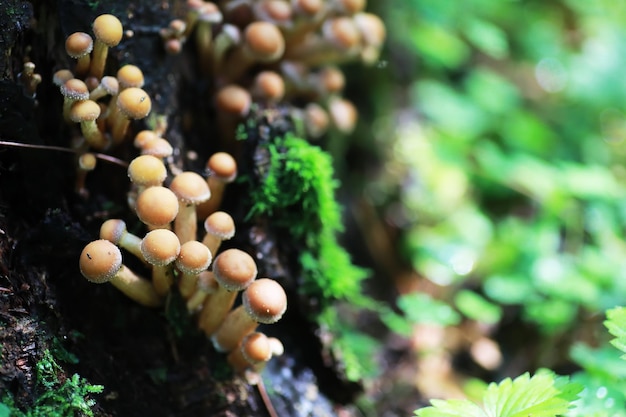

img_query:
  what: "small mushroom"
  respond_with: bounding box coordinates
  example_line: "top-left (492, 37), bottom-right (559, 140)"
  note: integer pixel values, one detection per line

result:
top-left (176, 240), bottom-right (212, 298)
top-left (201, 211), bottom-right (235, 256)
top-left (65, 32), bottom-right (93, 77)
top-left (141, 229), bottom-right (181, 296)
top-left (90, 14), bottom-right (124, 79)
top-left (135, 186), bottom-right (179, 230)
top-left (99, 219), bottom-right (144, 261)
top-left (79, 239), bottom-right (161, 307)
top-left (197, 152), bottom-right (237, 218)
top-left (170, 171), bottom-right (212, 244)
top-left (198, 248), bottom-right (257, 336)
top-left (112, 87), bottom-right (152, 144)
top-left (212, 278), bottom-right (287, 352)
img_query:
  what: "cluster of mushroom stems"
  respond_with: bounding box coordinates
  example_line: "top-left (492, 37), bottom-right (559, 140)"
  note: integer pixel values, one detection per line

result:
top-left (79, 149), bottom-right (287, 379)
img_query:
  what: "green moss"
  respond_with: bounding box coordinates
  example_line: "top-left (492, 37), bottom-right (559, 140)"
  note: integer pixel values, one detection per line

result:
top-left (0, 349), bottom-right (103, 417)
top-left (247, 133), bottom-right (367, 303)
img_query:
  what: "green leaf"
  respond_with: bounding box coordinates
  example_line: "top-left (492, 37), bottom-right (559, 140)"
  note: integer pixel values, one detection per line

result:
top-left (454, 290), bottom-right (502, 324)
top-left (605, 306), bottom-right (626, 358)
top-left (416, 371), bottom-right (582, 417)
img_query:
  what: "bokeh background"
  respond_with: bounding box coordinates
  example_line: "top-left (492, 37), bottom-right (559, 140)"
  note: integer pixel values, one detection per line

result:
top-left (338, 1), bottom-right (626, 415)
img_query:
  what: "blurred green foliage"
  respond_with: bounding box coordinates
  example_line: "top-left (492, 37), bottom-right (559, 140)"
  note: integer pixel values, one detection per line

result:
top-left (372, 0), bottom-right (626, 333)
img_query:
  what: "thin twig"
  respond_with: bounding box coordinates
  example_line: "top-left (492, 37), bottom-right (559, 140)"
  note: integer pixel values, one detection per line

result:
top-left (0, 140), bottom-right (129, 168)
top-left (257, 378), bottom-right (278, 417)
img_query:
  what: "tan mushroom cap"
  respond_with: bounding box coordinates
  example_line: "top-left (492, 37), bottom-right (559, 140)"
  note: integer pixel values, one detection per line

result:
top-left (133, 130), bottom-right (159, 149)
top-left (213, 249), bottom-right (257, 291)
top-left (69, 100), bottom-right (101, 122)
top-left (176, 240), bottom-right (212, 274)
top-left (204, 211), bottom-right (236, 240)
top-left (78, 153), bottom-right (97, 171)
top-left (53, 69), bottom-right (74, 87)
top-left (170, 171), bottom-right (211, 205)
top-left (141, 138), bottom-right (173, 159)
top-left (252, 71), bottom-right (285, 102)
top-left (241, 332), bottom-right (272, 363)
top-left (255, 0), bottom-right (293, 25)
top-left (117, 87), bottom-right (152, 120)
top-left (323, 17), bottom-right (361, 50)
top-left (61, 79), bottom-right (90, 100)
top-left (141, 229), bottom-right (181, 266)
top-left (92, 14), bottom-right (124, 47)
top-left (317, 66), bottom-right (345, 94)
top-left (207, 152), bottom-right (237, 181)
top-left (216, 85), bottom-right (251, 116)
top-left (79, 239), bottom-right (123, 284)
top-left (244, 21), bottom-right (285, 62)
top-left (128, 155), bottom-right (167, 187)
top-left (328, 96), bottom-right (358, 133)
top-left (65, 32), bottom-right (93, 58)
top-left (136, 186), bottom-right (179, 227)
top-left (117, 64), bottom-right (145, 89)
top-left (100, 219), bottom-right (128, 244)
top-left (293, 0), bottom-right (324, 16)
top-left (242, 278), bottom-right (287, 324)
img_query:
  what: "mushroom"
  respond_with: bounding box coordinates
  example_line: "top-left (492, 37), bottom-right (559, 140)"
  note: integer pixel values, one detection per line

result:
top-left (141, 138), bottom-right (174, 160)
top-left (89, 76), bottom-right (119, 101)
top-left (302, 102), bottom-right (329, 139)
top-left (61, 79), bottom-right (89, 122)
top-left (135, 186), bottom-right (179, 230)
top-left (112, 87), bottom-right (152, 144)
top-left (215, 84), bottom-right (251, 145)
top-left (198, 248), bottom-right (257, 336)
top-left (211, 23), bottom-right (241, 74)
top-left (69, 100), bottom-right (109, 150)
top-left (193, 2), bottom-right (223, 73)
top-left (222, 21), bottom-right (285, 81)
top-left (90, 14), bottom-right (124, 79)
top-left (127, 155), bottom-right (168, 198)
top-left (251, 70), bottom-right (285, 103)
top-left (176, 240), bottom-right (212, 298)
top-left (201, 211), bottom-right (235, 256)
top-left (65, 32), bottom-right (93, 77)
top-left (212, 278), bottom-right (287, 352)
top-left (227, 331), bottom-right (272, 374)
top-left (170, 171), bottom-right (212, 244)
top-left (75, 153), bottom-right (97, 197)
top-left (328, 96), bottom-right (358, 134)
top-left (140, 229), bottom-right (181, 296)
top-left (79, 239), bottom-right (161, 307)
top-left (99, 219), bottom-right (144, 261)
top-left (197, 152), bottom-right (237, 218)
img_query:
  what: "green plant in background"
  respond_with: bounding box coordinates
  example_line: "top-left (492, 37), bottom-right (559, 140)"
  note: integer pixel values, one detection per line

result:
top-left (0, 348), bottom-right (103, 417)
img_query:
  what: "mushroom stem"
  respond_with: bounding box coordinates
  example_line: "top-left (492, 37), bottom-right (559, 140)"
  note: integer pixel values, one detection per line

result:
top-left (111, 265), bottom-right (163, 307)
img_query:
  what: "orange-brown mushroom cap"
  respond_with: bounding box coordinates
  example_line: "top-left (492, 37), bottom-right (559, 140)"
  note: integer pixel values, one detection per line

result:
top-left (141, 229), bottom-right (181, 266)
top-left (136, 186), bottom-right (179, 228)
top-left (79, 239), bottom-right (122, 284)
top-left (212, 248), bottom-right (257, 291)
top-left (242, 278), bottom-right (287, 324)
top-left (92, 14), bottom-right (124, 47)
top-left (170, 171), bottom-right (212, 205)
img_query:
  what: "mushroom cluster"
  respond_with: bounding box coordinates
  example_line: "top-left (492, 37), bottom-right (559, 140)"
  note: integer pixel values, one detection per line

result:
top-left (69, 0), bottom-right (384, 382)
top-left (79, 148), bottom-right (286, 378)
top-left (161, 0), bottom-right (385, 141)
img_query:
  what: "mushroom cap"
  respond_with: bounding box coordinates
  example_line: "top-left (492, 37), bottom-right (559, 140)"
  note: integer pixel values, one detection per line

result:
top-left (92, 14), bottom-right (124, 47)
top-left (98, 76), bottom-right (119, 95)
top-left (53, 69), bottom-right (74, 87)
top-left (334, 0), bottom-right (366, 14)
top-left (136, 186), bottom-right (179, 227)
top-left (170, 171), bottom-right (211, 205)
top-left (212, 248), bottom-right (257, 291)
top-left (207, 152), bottom-right (237, 182)
top-left (133, 130), bottom-right (159, 149)
top-left (241, 332), bottom-right (272, 363)
top-left (141, 229), bottom-right (181, 266)
top-left (127, 155), bottom-right (167, 187)
top-left (61, 79), bottom-right (90, 100)
top-left (323, 17), bottom-right (361, 50)
top-left (65, 32), bottom-right (94, 58)
top-left (204, 211), bottom-right (236, 240)
top-left (317, 66), bottom-right (345, 95)
top-left (328, 97), bottom-right (358, 133)
top-left (243, 21), bottom-right (285, 62)
top-left (216, 85), bottom-right (251, 116)
top-left (254, 0), bottom-right (293, 25)
top-left (117, 87), bottom-right (152, 120)
top-left (242, 278), bottom-right (287, 324)
top-left (69, 100), bottom-right (101, 123)
top-left (198, 2), bottom-right (223, 23)
top-left (117, 64), bottom-right (145, 89)
top-left (252, 71), bottom-right (285, 102)
top-left (141, 138), bottom-right (173, 159)
top-left (78, 153), bottom-right (97, 171)
top-left (293, 0), bottom-right (324, 16)
top-left (354, 12), bottom-right (385, 48)
top-left (99, 219), bottom-right (128, 244)
top-left (79, 239), bottom-right (122, 283)
top-left (303, 102), bottom-right (329, 139)
top-left (176, 240), bottom-right (212, 275)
